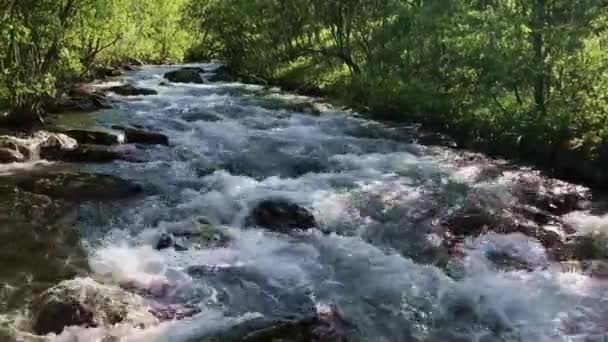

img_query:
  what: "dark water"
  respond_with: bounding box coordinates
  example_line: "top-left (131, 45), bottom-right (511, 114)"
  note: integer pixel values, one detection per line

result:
top-left (1, 65), bottom-right (607, 341)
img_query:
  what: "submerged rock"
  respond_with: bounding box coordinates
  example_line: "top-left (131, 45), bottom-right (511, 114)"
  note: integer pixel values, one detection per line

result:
top-left (185, 218), bottom-right (234, 249)
top-left (147, 304), bottom-right (201, 321)
top-left (31, 277), bottom-right (157, 335)
top-left (554, 234), bottom-right (608, 261)
top-left (93, 66), bottom-right (122, 78)
top-left (182, 110), bottom-right (223, 122)
top-left (507, 172), bottom-right (591, 215)
top-left (208, 304), bottom-right (350, 342)
top-left (154, 233), bottom-right (189, 251)
top-left (557, 260), bottom-right (608, 279)
top-left (120, 64), bottom-right (138, 71)
top-left (41, 145), bottom-right (124, 163)
top-left (443, 208), bottom-right (504, 237)
top-left (47, 87), bottom-right (111, 113)
top-left (59, 129), bottom-right (123, 146)
top-left (108, 84), bottom-right (157, 96)
top-left (0, 147), bottom-right (24, 163)
top-left (158, 218), bottom-right (234, 251)
top-left (155, 233), bottom-right (177, 251)
top-left (207, 65), bottom-right (237, 83)
top-left (0, 187), bottom-right (89, 317)
top-left (163, 67), bottom-right (204, 84)
top-left (441, 204), bottom-right (565, 253)
top-left (17, 172), bottom-right (142, 201)
top-left (247, 199), bottom-right (317, 233)
top-left (112, 126), bottom-right (169, 146)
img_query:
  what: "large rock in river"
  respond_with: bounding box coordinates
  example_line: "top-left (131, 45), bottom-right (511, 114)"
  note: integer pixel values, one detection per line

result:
top-left (108, 84), bottom-right (157, 96)
top-left (157, 217), bottom-right (235, 251)
top-left (207, 65), bottom-right (237, 83)
top-left (17, 172), bottom-right (142, 201)
top-left (59, 129), bottom-right (123, 146)
top-left (0, 147), bottom-right (25, 163)
top-left (248, 199), bottom-right (317, 233)
top-left (46, 87), bottom-right (111, 113)
top-left (31, 277), bottom-right (157, 335)
top-left (163, 67), bottom-right (205, 84)
top-left (0, 131), bottom-right (78, 162)
top-left (112, 126), bottom-right (169, 146)
top-left (207, 304), bottom-right (350, 342)
top-left (41, 144), bottom-right (124, 163)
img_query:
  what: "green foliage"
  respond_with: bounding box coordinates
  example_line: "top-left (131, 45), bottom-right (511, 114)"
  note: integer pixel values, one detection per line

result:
top-left (0, 0), bottom-right (192, 120)
top-left (186, 0), bottom-right (608, 160)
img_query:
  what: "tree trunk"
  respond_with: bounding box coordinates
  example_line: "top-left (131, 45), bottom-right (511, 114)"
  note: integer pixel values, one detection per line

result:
top-left (532, 0), bottom-right (547, 116)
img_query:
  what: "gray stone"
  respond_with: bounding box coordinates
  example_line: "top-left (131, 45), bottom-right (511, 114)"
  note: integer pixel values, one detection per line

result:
top-left (17, 172), bottom-right (143, 201)
top-left (32, 278), bottom-right (157, 335)
top-left (164, 68), bottom-right (204, 84)
top-left (248, 199), bottom-right (317, 233)
top-left (108, 84), bottom-right (157, 96)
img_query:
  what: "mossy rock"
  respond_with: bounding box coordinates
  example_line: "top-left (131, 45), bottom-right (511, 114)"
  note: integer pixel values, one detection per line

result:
top-left (555, 234), bottom-right (608, 261)
top-left (17, 172), bottom-right (142, 201)
top-left (164, 217), bottom-right (235, 251)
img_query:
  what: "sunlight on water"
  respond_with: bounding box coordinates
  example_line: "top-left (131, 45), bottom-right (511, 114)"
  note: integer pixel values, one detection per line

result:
top-left (2, 65), bottom-right (606, 342)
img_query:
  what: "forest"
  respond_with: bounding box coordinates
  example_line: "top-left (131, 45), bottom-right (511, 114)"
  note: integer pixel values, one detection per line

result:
top-left (1, 0), bottom-right (608, 182)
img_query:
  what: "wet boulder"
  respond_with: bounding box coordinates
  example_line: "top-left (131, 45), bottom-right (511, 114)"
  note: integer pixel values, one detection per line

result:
top-left (182, 110), bottom-right (223, 122)
top-left (46, 87), bottom-right (112, 113)
top-left (558, 260), bottom-right (608, 279)
top-left (59, 129), bottom-right (123, 146)
top-left (93, 66), bottom-right (122, 78)
top-left (441, 205), bottom-right (564, 250)
top-left (554, 234), bottom-right (608, 261)
top-left (507, 172), bottom-right (591, 215)
top-left (181, 217), bottom-right (234, 248)
top-left (41, 145), bottom-right (124, 163)
top-left (0, 147), bottom-right (24, 163)
top-left (0, 131), bottom-right (78, 162)
top-left (248, 199), bottom-right (317, 233)
top-left (443, 208), bottom-right (505, 237)
top-left (0, 137), bottom-right (31, 160)
top-left (208, 305), bottom-right (350, 342)
top-left (120, 64), bottom-right (138, 71)
top-left (126, 58), bottom-right (144, 67)
top-left (108, 84), bottom-right (157, 96)
top-left (207, 65), bottom-right (237, 83)
top-left (155, 233), bottom-right (177, 251)
top-left (31, 278), bottom-right (157, 335)
top-left (158, 217), bottom-right (234, 251)
top-left (17, 172), bottom-right (143, 201)
top-left (112, 126), bottom-right (169, 146)
top-left (148, 304), bottom-right (201, 321)
top-left (163, 67), bottom-right (204, 84)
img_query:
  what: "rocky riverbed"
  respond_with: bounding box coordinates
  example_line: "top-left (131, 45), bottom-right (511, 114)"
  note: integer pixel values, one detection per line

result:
top-left (0, 64), bottom-right (606, 341)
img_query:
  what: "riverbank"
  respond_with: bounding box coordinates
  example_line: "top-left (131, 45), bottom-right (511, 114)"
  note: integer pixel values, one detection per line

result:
top-left (233, 70), bottom-right (608, 191)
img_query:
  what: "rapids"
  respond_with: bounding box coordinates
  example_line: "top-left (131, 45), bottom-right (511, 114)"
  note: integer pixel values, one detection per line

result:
top-left (1, 64), bottom-right (607, 341)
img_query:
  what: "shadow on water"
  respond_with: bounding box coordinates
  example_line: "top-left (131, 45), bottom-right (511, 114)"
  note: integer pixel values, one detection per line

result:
top-left (0, 182), bottom-right (88, 313)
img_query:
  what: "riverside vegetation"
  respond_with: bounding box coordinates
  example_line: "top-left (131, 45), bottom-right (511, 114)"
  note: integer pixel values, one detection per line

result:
top-left (2, 0), bottom-right (608, 185)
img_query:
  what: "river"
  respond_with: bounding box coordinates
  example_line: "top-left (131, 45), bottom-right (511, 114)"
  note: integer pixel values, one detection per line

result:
top-left (1, 64), bottom-right (607, 341)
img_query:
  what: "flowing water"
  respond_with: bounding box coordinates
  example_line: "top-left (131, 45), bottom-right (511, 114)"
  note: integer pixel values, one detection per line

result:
top-left (1, 65), bottom-right (608, 341)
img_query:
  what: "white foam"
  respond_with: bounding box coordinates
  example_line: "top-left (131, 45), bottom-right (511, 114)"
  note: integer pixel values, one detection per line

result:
top-left (89, 245), bottom-right (191, 296)
top-left (563, 211), bottom-right (608, 235)
top-left (463, 232), bottom-right (550, 268)
top-left (49, 310), bottom-right (261, 342)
